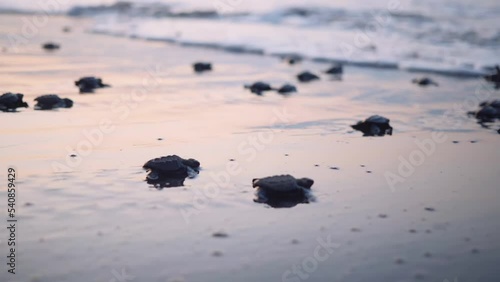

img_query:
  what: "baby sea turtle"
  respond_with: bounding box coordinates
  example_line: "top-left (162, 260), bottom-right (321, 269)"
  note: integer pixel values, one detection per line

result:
top-left (75, 77), bottom-right (110, 93)
top-left (253, 175), bottom-right (314, 208)
top-left (484, 65), bottom-right (500, 89)
top-left (468, 100), bottom-right (500, 123)
top-left (34, 95), bottom-right (73, 110)
top-left (297, 71), bottom-right (320, 83)
top-left (277, 84), bottom-right (297, 94)
top-left (0, 93), bottom-right (29, 112)
top-left (42, 42), bottom-right (60, 51)
top-left (244, 81), bottom-right (273, 95)
top-left (351, 115), bottom-right (393, 136)
top-left (143, 155), bottom-right (200, 187)
top-left (193, 62), bottom-right (212, 73)
top-left (412, 77), bottom-right (438, 87)
top-left (324, 64), bottom-right (343, 75)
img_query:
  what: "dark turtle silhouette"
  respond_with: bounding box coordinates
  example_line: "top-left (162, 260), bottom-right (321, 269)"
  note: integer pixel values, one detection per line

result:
top-left (75, 77), bottom-right (110, 93)
top-left (412, 77), bottom-right (438, 87)
top-left (143, 155), bottom-right (200, 187)
top-left (42, 42), bottom-right (60, 51)
top-left (277, 84), bottom-right (297, 94)
top-left (34, 95), bottom-right (73, 110)
top-left (324, 64), bottom-right (343, 75)
top-left (351, 115), bottom-right (393, 136)
top-left (244, 82), bottom-right (273, 95)
top-left (467, 100), bottom-right (500, 123)
top-left (253, 175), bottom-right (314, 208)
top-left (484, 66), bottom-right (500, 89)
top-left (193, 62), bottom-right (212, 73)
top-left (297, 71), bottom-right (320, 82)
top-left (0, 93), bottom-right (29, 112)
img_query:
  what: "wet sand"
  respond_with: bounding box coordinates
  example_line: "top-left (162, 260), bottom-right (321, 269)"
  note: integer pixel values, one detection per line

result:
top-left (1, 14), bottom-right (500, 282)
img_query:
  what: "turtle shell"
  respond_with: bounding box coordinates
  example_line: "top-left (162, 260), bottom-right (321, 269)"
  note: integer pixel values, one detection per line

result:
top-left (0, 93), bottom-right (28, 111)
top-left (476, 106), bottom-right (499, 120)
top-left (278, 84), bottom-right (297, 94)
top-left (143, 155), bottom-right (187, 174)
top-left (365, 115), bottom-right (390, 124)
top-left (34, 95), bottom-right (64, 109)
top-left (253, 175), bottom-right (306, 192)
top-left (297, 71), bottom-right (320, 82)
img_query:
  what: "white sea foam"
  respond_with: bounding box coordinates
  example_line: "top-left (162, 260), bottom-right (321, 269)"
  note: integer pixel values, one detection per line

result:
top-left (1, 0), bottom-right (498, 76)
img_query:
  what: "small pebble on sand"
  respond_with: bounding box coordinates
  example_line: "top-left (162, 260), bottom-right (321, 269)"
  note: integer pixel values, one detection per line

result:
top-left (395, 258), bottom-right (405, 265)
top-left (424, 207), bottom-right (436, 212)
top-left (378, 214), bottom-right (388, 218)
top-left (212, 232), bottom-right (229, 238)
top-left (212, 251), bottom-right (224, 257)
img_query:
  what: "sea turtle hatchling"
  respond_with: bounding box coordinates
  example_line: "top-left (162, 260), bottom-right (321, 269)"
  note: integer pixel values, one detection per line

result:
top-left (252, 174), bottom-right (314, 208)
top-left (252, 175), bottom-right (314, 207)
top-left (412, 77), bottom-right (438, 87)
top-left (42, 42), bottom-right (60, 51)
top-left (297, 71), bottom-right (320, 83)
top-left (467, 100), bottom-right (500, 123)
top-left (351, 115), bottom-right (393, 136)
top-left (244, 82), bottom-right (273, 95)
top-left (0, 92), bottom-right (29, 112)
top-left (143, 155), bottom-right (200, 182)
top-left (253, 175), bottom-right (313, 193)
top-left (193, 62), bottom-right (212, 73)
top-left (34, 95), bottom-right (73, 110)
top-left (324, 64), bottom-right (343, 75)
top-left (75, 76), bottom-right (110, 93)
top-left (276, 84), bottom-right (297, 94)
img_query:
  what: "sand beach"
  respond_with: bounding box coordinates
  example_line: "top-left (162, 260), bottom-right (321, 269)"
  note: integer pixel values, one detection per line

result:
top-left (0, 5), bottom-right (499, 282)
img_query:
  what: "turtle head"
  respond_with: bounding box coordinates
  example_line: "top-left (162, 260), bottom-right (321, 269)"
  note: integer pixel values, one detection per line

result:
top-left (63, 98), bottom-right (74, 108)
top-left (183, 158), bottom-right (200, 169)
top-left (252, 178), bottom-right (260, 188)
top-left (296, 178), bottom-right (314, 189)
top-left (16, 94), bottom-right (28, 108)
top-left (351, 121), bottom-right (365, 131)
